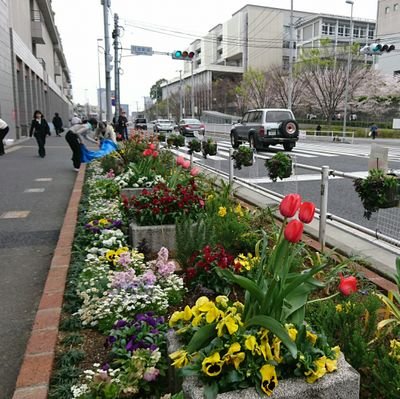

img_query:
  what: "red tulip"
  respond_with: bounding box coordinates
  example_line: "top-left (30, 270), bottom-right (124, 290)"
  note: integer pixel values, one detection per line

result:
top-left (279, 194), bottom-right (302, 218)
top-left (143, 148), bottom-right (153, 156)
top-left (190, 167), bottom-right (200, 176)
top-left (152, 151), bottom-right (159, 158)
top-left (149, 143), bottom-right (156, 150)
top-left (338, 274), bottom-right (357, 296)
top-left (284, 220), bottom-right (304, 243)
top-left (299, 202), bottom-right (316, 224)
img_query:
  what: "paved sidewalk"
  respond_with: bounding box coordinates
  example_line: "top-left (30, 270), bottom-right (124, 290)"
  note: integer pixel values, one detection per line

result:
top-left (0, 135), bottom-right (79, 399)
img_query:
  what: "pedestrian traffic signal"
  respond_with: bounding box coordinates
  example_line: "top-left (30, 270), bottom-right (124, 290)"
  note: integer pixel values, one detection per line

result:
top-left (171, 50), bottom-right (195, 60)
top-left (360, 43), bottom-right (395, 55)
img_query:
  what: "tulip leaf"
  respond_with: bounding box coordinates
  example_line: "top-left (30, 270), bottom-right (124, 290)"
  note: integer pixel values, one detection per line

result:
top-left (217, 269), bottom-right (264, 304)
top-left (245, 315), bottom-right (297, 358)
top-left (186, 323), bottom-right (217, 353)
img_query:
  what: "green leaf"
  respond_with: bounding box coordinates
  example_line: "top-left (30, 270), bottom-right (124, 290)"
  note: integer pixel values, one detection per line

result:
top-left (186, 323), bottom-right (217, 353)
top-left (204, 382), bottom-right (219, 399)
top-left (245, 315), bottom-right (297, 358)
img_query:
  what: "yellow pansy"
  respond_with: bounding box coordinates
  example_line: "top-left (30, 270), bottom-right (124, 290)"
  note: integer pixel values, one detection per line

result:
top-left (215, 296), bottom-right (229, 308)
top-left (260, 364), bottom-right (278, 396)
top-left (332, 346), bottom-right (340, 359)
top-left (192, 314), bottom-right (203, 327)
top-left (272, 337), bottom-right (282, 363)
top-left (285, 325), bottom-right (298, 342)
top-left (223, 342), bottom-right (245, 370)
top-left (98, 218), bottom-right (109, 226)
top-left (233, 301), bottom-right (244, 312)
top-left (335, 304), bottom-right (343, 312)
top-left (202, 352), bottom-right (224, 377)
top-left (305, 356), bottom-right (327, 383)
top-left (244, 335), bottom-right (260, 355)
top-left (169, 350), bottom-right (189, 368)
top-left (106, 250), bottom-right (116, 262)
top-left (205, 303), bottom-right (221, 324)
top-left (169, 311), bottom-right (183, 327)
top-left (218, 206), bottom-right (227, 217)
top-left (260, 338), bottom-right (274, 361)
top-left (115, 247), bottom-right (129, 255)
top-left (183, 305), bottom-right (193, 321)
top-left (306, 331), bottom-right (318, 345)
top-left (195, 296), bottom-right (210, 308)
top-left (325, 357), bottom-right (338, 372)
top-left (216, 315), bottom-right (239, 336)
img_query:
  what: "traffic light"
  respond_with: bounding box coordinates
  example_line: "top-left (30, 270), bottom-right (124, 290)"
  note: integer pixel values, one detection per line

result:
top-left (360, 43), bottom-right (395, 55)
top-left (171, 50), bottom-right (195, 60)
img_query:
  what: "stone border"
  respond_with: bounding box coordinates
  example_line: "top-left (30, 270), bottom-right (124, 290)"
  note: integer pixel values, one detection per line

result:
top-left (12, 166), bottom-right (86, 399)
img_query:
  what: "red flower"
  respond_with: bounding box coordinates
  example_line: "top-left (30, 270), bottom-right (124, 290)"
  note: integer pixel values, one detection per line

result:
top-left (299, 202), bottom-right (316, 224)
top-left (176, 156), bottom-right (185, 166)
top-left (143, 148), bottom-right (153, 156)
top-left (152, 151), bottom-right (159, 158)
top-left (190, 167), bottom-right (200, 176)
top-left (338, 274), bottom-right (357, 296)
top-left (149, 143), bottom-right (156, 150)
top-left (284, 220), bottom-right (304, 243)
top-left (182, 160), bottom-right (191, 169)
top-left (186, 267), bottom-right (197, 280)
top-left (279, 194), bottom-right (302, 218)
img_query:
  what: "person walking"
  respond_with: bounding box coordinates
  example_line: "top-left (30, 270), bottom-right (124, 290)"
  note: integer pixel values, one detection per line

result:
top-left (117, 111), bottom-right (129, 140)
top-left (65, 118), bottom-right (98, 171)
top-left (29, 110), bottom-right (50, 158)
top-left (0, 118), bottom-right (9, 156)
top-left (52, 112), bottom-right (63, 136)
top-left (370, 124), bottom-right (378, 140)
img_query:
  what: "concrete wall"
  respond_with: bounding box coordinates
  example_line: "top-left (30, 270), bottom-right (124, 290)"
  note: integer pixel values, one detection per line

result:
top-left (0, 0), bottom-right (14, 133)
top-left (9, 0), bottom-right (32, 51)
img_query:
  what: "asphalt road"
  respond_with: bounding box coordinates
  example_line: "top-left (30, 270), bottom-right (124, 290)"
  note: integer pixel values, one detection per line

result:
top-left (171, 134), bottom-right (400, 241)
top-left (0, 136), bottom-right (77, 398)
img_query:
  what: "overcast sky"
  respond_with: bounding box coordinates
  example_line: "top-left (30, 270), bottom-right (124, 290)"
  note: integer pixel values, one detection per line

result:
top-left (52, 0), bottom-right (379, 114)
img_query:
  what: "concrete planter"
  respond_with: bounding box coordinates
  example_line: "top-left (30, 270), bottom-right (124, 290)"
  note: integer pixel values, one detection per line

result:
top-left (129, 222), bottom-right (177, 253)
top-left (121, 187), bottom-right (145, 198)
top-left (167, 332), bottom-right (360, 399)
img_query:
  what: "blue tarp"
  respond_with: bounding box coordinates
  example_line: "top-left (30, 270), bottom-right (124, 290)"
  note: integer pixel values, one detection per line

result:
top-left (80, 139), bottom-right (118, 163)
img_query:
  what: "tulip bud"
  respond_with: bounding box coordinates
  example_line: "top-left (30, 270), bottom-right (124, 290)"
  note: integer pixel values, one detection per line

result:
top-left (338, 274), bottom-right (357, 296)
top-left (182, 160), bottom-right (191, 169)
top-left (299, 202), bottom-right (316, 224)
top-left (284, 220), bottom-right (304, 243)
top-left (279, 194), bottom-right (302, 218)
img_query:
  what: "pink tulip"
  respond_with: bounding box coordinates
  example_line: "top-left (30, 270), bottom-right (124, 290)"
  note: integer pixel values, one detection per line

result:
top-left (299, 202), bottom-right (316, 224)
top-left (279, 194), bottom-right (302, 218)
top-left (284, 220), bottom-right (304, 243)
top-left (176, 156), bottom-right (185, 166)
top-left (190, 167), bottom-right (200, 176)
top-left (149, 143), bottom-right (156, 150)
top-left (338, 274), bottom-right (357, 296)
top-left (182, 160), bottom-right (191, 169)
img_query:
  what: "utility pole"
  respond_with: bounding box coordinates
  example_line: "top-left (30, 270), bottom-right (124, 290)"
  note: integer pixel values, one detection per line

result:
top-left (101, 0), bottom-right (112, 122)
top-left (113, 13), bottom-right (120, 122)
top-left (166, 80), bottom-right (170, 119)
top-left (288, 0), bottom-right (294, 110)
top-left (191, 61), bottom-right (195, 118)
top-left (97, 38), bottom-right (103, 121)
top-left (178, 70), bottom-right (183, 119)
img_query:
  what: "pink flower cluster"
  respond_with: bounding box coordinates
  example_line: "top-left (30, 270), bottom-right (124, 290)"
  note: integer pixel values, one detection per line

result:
top-left (176, 156), bottom-right (200, 176)
top-left (155, 247), bottom-right (176, 277)
top-left (143, 143), bottom-right (159, 158)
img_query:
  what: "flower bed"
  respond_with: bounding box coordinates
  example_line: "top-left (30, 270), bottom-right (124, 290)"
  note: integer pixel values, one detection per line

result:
top-left (48, 135), bottom-right (400, 399)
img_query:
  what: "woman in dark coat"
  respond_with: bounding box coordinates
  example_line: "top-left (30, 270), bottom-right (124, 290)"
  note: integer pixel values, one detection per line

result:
top-left (29, 110), bottom-right (50, 157)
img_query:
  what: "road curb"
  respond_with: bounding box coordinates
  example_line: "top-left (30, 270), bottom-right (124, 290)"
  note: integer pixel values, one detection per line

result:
top-left (12, 165), bottom-right (86, 399)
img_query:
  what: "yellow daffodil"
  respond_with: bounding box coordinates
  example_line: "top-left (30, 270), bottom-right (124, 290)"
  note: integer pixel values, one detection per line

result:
top-left (169, 350), bottom-right (189, 368)
top-left (260, 364), bottom-right (278, 396)
top-left (215, 295), bottom-right (229, 308)
top-left (216, 315), bottom-right (239, 336)
top-left (305, 356), bottom-right (327, 383)
top-left (202, 352), bottom-right (224, 376)
top-left (306, 331), bottom-right (318, 345)
top-left (218, 206), bottom-right (227, 217)
top-left (223, 342), bottom-right (245, 370)
top-left (169, 311), bottom-right (183, 327)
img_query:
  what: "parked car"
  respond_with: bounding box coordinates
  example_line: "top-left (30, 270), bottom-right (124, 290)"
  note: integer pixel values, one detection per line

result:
top-left (134, 118), bottom-right (147, 130)
top-left (178, 118), bottom-right (205, 136)
top-left (153, 119), bottom-right (174, 133)
top-left (230, 108), bottom-right (299, 151)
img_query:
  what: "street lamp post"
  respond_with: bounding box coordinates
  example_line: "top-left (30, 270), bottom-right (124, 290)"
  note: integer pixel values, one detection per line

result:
top-left (97, 39), bottom-right (103, 121)
top-left (342, 0), bottom-right (354, 139)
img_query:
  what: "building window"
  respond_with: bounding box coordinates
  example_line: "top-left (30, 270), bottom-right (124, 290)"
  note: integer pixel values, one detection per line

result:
top-left (322, 24), bottom-right (328, 35)
top-left (329, 25), bottom-right (335, 35)
top-left (282, 40), bottom-right (290, 48)
top-left (353, 26), bottom-right (360, 38)
top-left (394, 3), bottom-right (399, 11)
top-left (282, 56), bottom-right (290, 70)
top-left (345, 26), bottom-right (350, 37)
top-left (385, 6), bottom-right (390, 13)
top-left (360, 27), bottom-right (366, 38)
top-left (368, 28), bottom-right (374, 39)
top-left (338, 25), bottom-right (344, 36)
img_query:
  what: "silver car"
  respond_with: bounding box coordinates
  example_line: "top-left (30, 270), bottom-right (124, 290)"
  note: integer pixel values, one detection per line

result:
top-left (153, 119), bottom-right (174, 133)
top-left (178, 118), bottom-right (205, 136)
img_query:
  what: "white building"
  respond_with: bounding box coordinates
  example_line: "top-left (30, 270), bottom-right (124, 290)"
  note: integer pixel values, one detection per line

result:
top-left (0, 0), bottom-right (72, 140)
top-left (376, 0), bottom-right (400, 75)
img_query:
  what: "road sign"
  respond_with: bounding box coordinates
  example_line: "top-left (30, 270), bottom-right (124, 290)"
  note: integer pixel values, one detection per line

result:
top-left (131, 45), bottom-right (153, 56)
